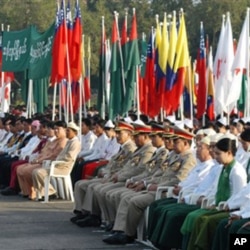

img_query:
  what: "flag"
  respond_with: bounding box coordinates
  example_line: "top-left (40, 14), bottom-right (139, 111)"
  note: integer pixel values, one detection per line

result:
top-left (29, 23), bottom-right (54, 80)
top-left (50, 0), bottom-right (67, 84)
top-left (167, 12), bottom-right (190, 112)
top-left (237, 73), bottom-right (247, 116)
top-left (206, 46), bottom-right (215, 120)
top-left (214, 13), bottom-right (234, 115)
top-left (196, 22), bottom-right (207, 119)
top-left (97, 17), bottom-right (107, 118)
top-left (71, 0), bottom-right (83, 82)
top-left (84, 37), bottom-right (91, 103)
top-left (144, 29), bottom-right (157, 118)
top-left (0, 29), bottom-right (14, 113)
top-left (121, 12), bottom-right (128, 74)
top-left (183, 58), bottom-right (194, 117)
top-left (156, 13), bottom-right (169, 114)
top-left (225, 9), bottom-right (249, 112)
top-left (123, 9), bottom-right (140, 114)
top-left (1, 26), bottom-right (31, 72)
top-left (166, 11), bottom-right (177, 91)
top-left (152, 15), bottom-right (162, 116)
top-left (108, 14), bottom-right (124, 120)
top-left (164, 11), bottom-right (177, 114)
top-left (138, 33), bottom-right (148, 115)
top-left (66, 0), bottom-right (73, 79)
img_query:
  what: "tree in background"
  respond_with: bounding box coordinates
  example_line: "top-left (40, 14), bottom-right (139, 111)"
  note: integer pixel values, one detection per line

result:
top-left (0, 0), bottom-right (248, 101)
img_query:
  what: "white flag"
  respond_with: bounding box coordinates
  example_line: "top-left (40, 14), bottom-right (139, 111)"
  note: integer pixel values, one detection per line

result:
top-left (214, 13), bottom-right (234, 115)
top-left (226, 8), bottom-right (249, 111)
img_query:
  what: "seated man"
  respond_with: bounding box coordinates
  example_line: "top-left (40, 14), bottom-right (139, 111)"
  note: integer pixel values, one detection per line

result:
top-left (71, 121), bottom-right (136, 224)
top-left (16, 121), bottom-right (67, 199)
top-left (75, 122), bottom-right (155, 228)
top-left (81, 120), bottom-right (120, 179)
top-left (103, 126), bottom-right (196, 245)
top-left (147, 136), bottom-right (217, 249)
top-left (100, 123), bottom-right (169, 230)
top-left (71, 119), bottom-right (109, 185)
top-left (32, 122), bottom-right (81, 200)
top-left (0, 118), bottom-right (34, 189)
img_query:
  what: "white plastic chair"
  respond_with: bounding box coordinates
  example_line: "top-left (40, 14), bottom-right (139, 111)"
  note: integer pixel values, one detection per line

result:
top-left (42, 160), bottom-right (75, 203)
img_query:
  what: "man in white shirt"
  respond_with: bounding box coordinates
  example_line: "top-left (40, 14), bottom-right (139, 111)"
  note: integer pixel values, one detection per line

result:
top-left (71, 119), bottom-right (109, 185)
top-left (81, 120), bottom-right (120, 179)
top-left (79, 118), bottom-right (97, 157)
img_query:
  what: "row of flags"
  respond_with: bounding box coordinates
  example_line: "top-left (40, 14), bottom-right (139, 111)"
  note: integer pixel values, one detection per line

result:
top-left (51, 0), bottom-right (91, 115)
top-left (97, 7), bottom-right (250, 121)
top-left (0, 0), bottom-right (90, 116)
top-left (0, 2), bottom-right (249, 121)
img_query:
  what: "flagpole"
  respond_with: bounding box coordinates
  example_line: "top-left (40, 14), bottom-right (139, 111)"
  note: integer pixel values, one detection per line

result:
top-left (63, 0), bottom-right (73, 122)
top-left (87, 36), bottom-right (91, 110)
top-left (101, 16), bottom-right (105, 119)
top-left (188, 57), bottom-right (193, 121)
top-left (81, 34), bottom-right (87, 118)
top-left (52, 84), bottom-right (57, 121)
top-left (114, 11), bottom-right (126, 99)
top-left (246, 8), bottom-right (250, 117)
top-left (0, 24), bottom-right (5, 115)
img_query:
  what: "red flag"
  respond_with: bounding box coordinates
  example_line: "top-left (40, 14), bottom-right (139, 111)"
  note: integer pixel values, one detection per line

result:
top-left (196, 22), bottom-right (207, 119)
top-left (71, 0), bottom-right (82, 82)
top-left (144, 30), bottom-right (157, 118)
top-left (51, 0), bottom-right (67, 84)
top-left (206, 47), bottom-right (215, 120)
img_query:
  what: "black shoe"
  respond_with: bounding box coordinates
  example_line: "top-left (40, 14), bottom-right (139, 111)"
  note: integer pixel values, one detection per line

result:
top-left (70, 213), bottom-right (89, 224)
top-left (76, 215), bottom-right (101, 227)
top-left (38, 193), bottom-right (58, 201)
top-left (102, 232), bottom-right (134, 245)
top-left (105, 222), bottom-right (114, 232)
top-left (0, 184), bottom-right (7, 190)
top-left (73, 209), bottom-right (82, 215)
top-left (1, 187), bottom-right (18, 196)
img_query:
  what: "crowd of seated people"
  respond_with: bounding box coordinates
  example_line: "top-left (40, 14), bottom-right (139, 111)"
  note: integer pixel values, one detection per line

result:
top-left (1, 108), bottom-right (250, 250)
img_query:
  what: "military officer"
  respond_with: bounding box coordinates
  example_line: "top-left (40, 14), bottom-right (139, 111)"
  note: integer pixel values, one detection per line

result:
top-left (103, 126), bottom-right (196, 245)
top-left (75, 122), bottom-right (156, 228)
top-left (70, 121), bottom-right (136, 223)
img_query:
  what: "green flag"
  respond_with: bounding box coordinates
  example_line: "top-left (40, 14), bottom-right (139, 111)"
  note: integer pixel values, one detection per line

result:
top-left (108, 15), bottom-right (124, 120)
top-left (28, 23), bottom-right (54, 79)
top-left (123, 11), bottom-right (140, 114)
top-left (2, 26), bottom-right (32, 72)
top-left (237, 74), bottom-right (247, 114)
top-left (33, 78), bottom-right (49, 113)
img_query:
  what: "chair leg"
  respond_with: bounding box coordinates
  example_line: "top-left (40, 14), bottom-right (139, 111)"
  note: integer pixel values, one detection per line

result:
top-left (68, 176), bottom-right (74, 202)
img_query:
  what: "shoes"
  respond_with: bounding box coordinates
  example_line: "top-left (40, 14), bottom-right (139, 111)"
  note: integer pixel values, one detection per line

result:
top-left (104, 222), bottom-right (114, 232)
top-left (70, 213), bottom-right (89, 224)
top-left (38, 193), bottom-right (58, 201)
top-left (102, 232), bottom-right (134, 244)
top-left (73, 209), bottom-right (82, 215)
top-left (76, 215), bottom-right (101, 227)
top-left (1, 187), bottom-right (18, 196)
top-left (0, 184), bottom-right (7, 190)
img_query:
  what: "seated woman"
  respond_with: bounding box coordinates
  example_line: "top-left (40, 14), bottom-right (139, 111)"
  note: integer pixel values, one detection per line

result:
top-left (182, 135), bottom-right (247, 250)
